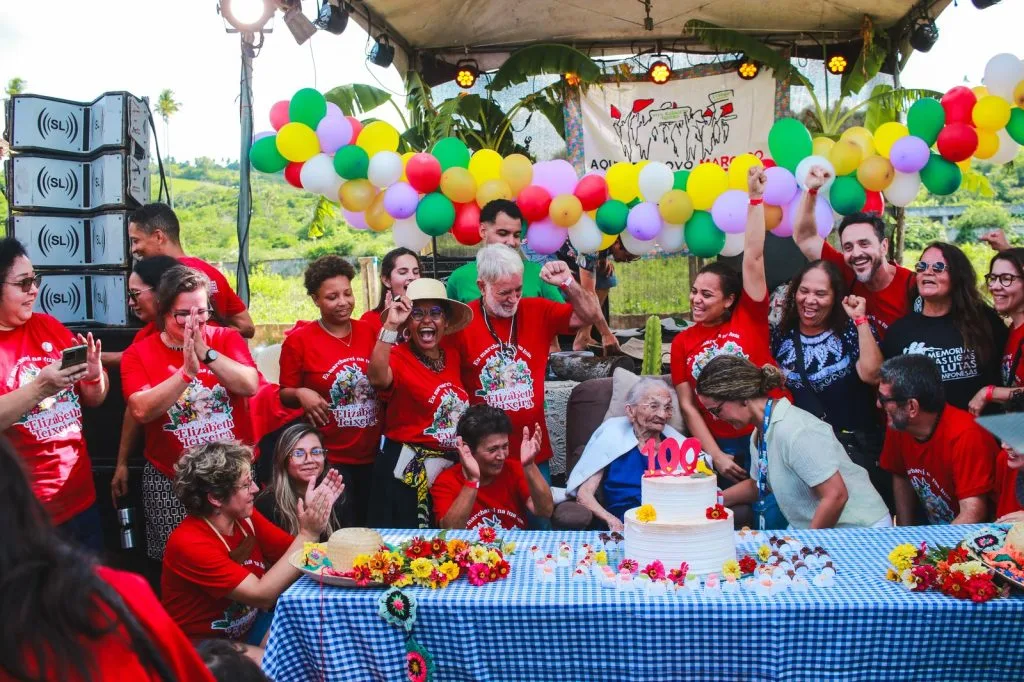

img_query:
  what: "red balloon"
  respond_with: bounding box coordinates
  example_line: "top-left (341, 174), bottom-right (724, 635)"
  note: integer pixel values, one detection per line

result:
top-left (940, 86), bottom-right (977, 126)
top-left (574, 174), bottom-right (609, 211)
top-left (516, 185), bottom-right (552, 223)
top-left (861, 190), bottom-right (884, 215)
top-left (284, 162), bottom-right (303, 188)
top-left (405, 153), bottom-right (442, 193)
top-left (346, 116), bottom-right (364, 140)
top-left (269, 100), bottom-right (290, 131)
top-left (937, 123), bottom-right (979, 162)
top-left (452, 202), bottom-right (482, 246)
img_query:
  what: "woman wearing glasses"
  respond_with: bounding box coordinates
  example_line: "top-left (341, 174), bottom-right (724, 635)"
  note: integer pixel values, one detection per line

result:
top-left (882, 242), bottom-right (1007, 412)
top-left (970, 247), bottom-right (1024, 415)
top-left (121, 265), bottom-right (260, 561)
top-left (368, 278), bottom-right (473, 528)
top-left (0, 238), bottom-right (108, 550)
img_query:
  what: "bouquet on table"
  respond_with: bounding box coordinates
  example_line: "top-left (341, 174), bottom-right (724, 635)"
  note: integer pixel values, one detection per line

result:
top-left (884, 542), bottom-right (1003, 603)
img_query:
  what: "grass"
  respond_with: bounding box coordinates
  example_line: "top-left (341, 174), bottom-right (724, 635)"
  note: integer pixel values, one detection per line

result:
top-left (609, 256), bottom-right (691, 316)
top-left (223, 266), bottom-right (370, 327)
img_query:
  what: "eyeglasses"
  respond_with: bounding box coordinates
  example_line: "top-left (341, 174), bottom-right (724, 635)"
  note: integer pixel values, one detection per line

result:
top-left (290, 447), bottom-right (327, 461)
top-left (410, 305), bottom-right (445, 321)
top-left (127, 286), bottom-right (153, 303)
top-left (172, 308), bottom-right (212, 325)
top-left (638, 401), bottom-right (673, 414)
top-left (4, 274), bottom-right (42, 293)
top-left (985, 272), bottom-right (1021, 287)
top-left (915, 261), bottom-right (947, 274)
top-left (877, 394), bottom-right (912, 406)
top-left (705, 402), bottom-right (724, 418)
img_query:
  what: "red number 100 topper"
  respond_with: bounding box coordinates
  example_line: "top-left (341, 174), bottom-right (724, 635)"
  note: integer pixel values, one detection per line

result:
top-left (641, 437), bottom-right (702, 475)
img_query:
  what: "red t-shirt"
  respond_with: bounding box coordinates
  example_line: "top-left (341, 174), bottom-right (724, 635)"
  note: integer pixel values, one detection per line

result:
top-left (133, 322), bottom-right (158, 344)
top-left (1001, 322), bottom-right (1024, 388)
top-left (279, 319), bottom-right (382, 465)
top-left (161, 511), bottom-right (293, 641)
top-left (359, 309), bottom-right (384, 337)
top-left (178, 256), bottom-right (247, 319)
top-left (821, 242), bottom-right (913, 337)
top-left (121, 325), bottom-right (256, 478)
top-left (670, 291), bottom-right (781, 439)
top-left (993, 448), bottom-right (1022, 519)
top-left (880, 404), bottom-right (998, 524)
top-left (453, 298), bottom-right (573, 464)
top-left (431, 461), bottom-right (530, 529)
top-left (381, 340), bottom-right (469, 450)
top-left (0, 313), bottom-right (95, 525)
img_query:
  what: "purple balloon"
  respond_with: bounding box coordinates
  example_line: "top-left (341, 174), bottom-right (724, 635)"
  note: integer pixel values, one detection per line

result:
top-left (626, 202), bottom-right (663, 240)
top-left (316, 114), bottom-right (353, 154)
top-left (326, 102), bottom-right (343, 119)
top-left (343, 209), bottom-right (369, 231)
top-left (383, 182), bottom-right (420, 220)
top-left (525, 218), bottom-right (568, 255)
top-left (532, 160), bottom-right (578, 197)
top-left (253, 130), bottom-right (275, 142)
top-left (763, 166), bottom-right (798, 206)
top-left (774, 194), bottom-right (834, 239)
top-left (889, 135), bottom-right (930, 173)
top-left (710, 190), bottom-right (749, 234)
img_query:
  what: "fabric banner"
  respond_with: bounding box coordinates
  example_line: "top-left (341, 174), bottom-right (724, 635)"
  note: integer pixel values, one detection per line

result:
top-left (580, 71), bottom-right (776, 172)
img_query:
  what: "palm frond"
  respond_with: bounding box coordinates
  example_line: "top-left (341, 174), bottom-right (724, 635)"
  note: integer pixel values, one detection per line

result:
top-left (324, 84), bottom-right (393, 117)
top-left (307, 196), bottom-right (336, 239)
top-left (487, 44), bottom-right (600, 91)
top-left (839, 34), bottom-right (887, 99)
top-left (684, 21), bottom-right (810, 89)
top-left (960, 168), bottom-right (995, 198)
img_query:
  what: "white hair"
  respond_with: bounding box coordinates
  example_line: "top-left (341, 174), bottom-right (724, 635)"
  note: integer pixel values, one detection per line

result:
top-left (476, 244), bottom-right (524, 283)
top-left (624, 377), bottom-right (673, 406)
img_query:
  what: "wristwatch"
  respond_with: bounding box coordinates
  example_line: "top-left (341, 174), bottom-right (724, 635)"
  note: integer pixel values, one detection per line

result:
top-left (378, 328), bottom-right (400, 345)
top-left (202, 349), bottom-right (220, 364)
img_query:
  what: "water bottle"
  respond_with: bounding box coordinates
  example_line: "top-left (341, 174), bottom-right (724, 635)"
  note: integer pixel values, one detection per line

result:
top-left (118, 506), bottom-right (136, 550)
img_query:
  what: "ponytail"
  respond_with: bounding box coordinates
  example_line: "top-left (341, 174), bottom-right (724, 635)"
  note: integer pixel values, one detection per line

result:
top-left (695, 355), bottom-right (784, 402)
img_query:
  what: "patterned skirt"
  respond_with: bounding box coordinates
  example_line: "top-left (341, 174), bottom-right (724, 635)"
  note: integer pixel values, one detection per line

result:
top-left (142, 462), bottom-right (187, 561)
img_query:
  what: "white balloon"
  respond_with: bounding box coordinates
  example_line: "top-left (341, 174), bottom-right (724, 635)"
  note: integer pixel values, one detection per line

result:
top-left (299, 153), bottom-right (339, 195)
top-left (638, 162), bottom-right (675, 202)
top-left (795, 155), bottom-right (836, 191)
top-left (322, 176), bottom-right (343, 203)
top-left (983, 53), bottom-right (1024, 100)
top-left (657, 223), bottom-right (686, 253)
top-left (720, 231), bottom-right (745, 257)
top-left (391, 217), bottom-right (431, 251)
top-left (990, 128), bottom-right (1021, 165)
top-left (567, 213), bottom-right (604, 254)
top-left (619, 230), bottom-right (657, 256)
top-left (367, 151), bottom-right (404, 188)
top-left (882, 170), bottom-right (920, 208)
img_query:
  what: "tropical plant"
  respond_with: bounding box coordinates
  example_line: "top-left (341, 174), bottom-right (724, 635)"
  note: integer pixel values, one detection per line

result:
top-left (641, 315), bottom-right (662, 375)
top-left (156, 89), bottom-right (181, 205)
top-left (5, 77), bottom-right (26, 96)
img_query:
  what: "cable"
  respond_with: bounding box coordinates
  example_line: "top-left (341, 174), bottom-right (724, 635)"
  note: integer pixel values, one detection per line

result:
top-left (309, 41), bottom-right (318, 90)
top-left (142, 100), bottom-right (169, 204)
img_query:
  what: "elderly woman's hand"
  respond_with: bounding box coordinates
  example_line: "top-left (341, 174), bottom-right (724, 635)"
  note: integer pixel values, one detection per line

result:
top-left (297, 469), bottom-right (345, 537)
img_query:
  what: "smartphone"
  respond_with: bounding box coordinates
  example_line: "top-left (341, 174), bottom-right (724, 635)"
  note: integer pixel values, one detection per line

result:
top-left (60, 344), bottom-right (88, 370)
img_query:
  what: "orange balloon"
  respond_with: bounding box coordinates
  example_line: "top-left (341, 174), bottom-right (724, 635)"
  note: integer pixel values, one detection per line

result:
top-left (476, 179), bottom-right (513, 208)
top-left (440, 167), bottom-right (477, 204)
top-left (339, 179), bottom-right (376, 212)
top-left (366, 192), bottom-right (394, 232)
top-left (856, 156), bottom-right (895, 192)
top-left (765, 204), bottom-right (783, 231)
top-left (549, 194), bottom-right (584, 228)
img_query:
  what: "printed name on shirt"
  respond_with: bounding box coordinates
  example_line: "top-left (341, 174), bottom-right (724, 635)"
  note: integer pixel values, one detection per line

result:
top-left (163, 376), bottom-right (236, 447)
top-left (690, 333), bottom-right (750, 380)
top-left (325, 361), bottom-right (378, 428)
top-left (467, 508), bottom-right (525, 530)
top-left (901, 343), bottom-right (979, 382)
top-left (10, 359), bottom-right (83, 440)
top-left (473, 344), bottom-right (535, 411)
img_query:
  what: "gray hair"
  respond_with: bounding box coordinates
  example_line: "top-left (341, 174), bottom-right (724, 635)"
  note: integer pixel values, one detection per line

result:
top-left (476, 244), bottom-right (524, 283)
top-left (879, 355), bottom-right (944, 413)
top-left (173, 440), bottom-right (253, 516)
top-left (625, 377), bottom-right (673, 406)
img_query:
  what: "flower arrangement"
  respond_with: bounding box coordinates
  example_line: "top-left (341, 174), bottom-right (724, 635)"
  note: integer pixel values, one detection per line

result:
top-left (667, 562), bottom-right (690, 586)
top-left (705, 503), bottom-right (727, 520)
top-left (884, 542), bottom-right (1001, 603)
top-left (636, 504), bottom-right (657, 523)
top-left (722, 559), bottom-right (741, 580)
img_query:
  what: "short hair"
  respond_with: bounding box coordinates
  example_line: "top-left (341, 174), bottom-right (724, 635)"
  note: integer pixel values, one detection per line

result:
top-left (695, 355), bottom-right (785, 402)
top-left (695, 261), bottom-right (743, 313)
top-left (879, 355), bottom-right (945, 413)
top-left (197, 639), bottom-right (269, 682)
top-left (303, 255), bottom-right (355, 297)
top-left (0, 237), bottom-right (28, 284)
top-left (173, 440), bottom-right (253, 516)
top-left (476, 244), bottom-right (524, 283)
top-left (624, 377), bottom-right (672, 406)
top-left (837, 212), bottom-right (887, 243)
top-left (132, 255), bottom-right (180, 290)
top-left (480, 199), bottom-right (522, 225)
top-left (156, 264), bottom-right (211, 326)
top-left (129, 203), bottom-right (181, 244)
top-left (456, 404), bottom-right (512, 451)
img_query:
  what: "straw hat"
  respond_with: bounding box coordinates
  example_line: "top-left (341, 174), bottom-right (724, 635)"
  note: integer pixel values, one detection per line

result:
top-left (380, 277), bottom-right (473, 335)
top-left (324, 527), bottom-right (384, 572)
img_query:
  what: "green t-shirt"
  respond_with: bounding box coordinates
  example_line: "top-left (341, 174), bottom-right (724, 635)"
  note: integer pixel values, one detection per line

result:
top-left (445, 260), bottom-right (564, 303)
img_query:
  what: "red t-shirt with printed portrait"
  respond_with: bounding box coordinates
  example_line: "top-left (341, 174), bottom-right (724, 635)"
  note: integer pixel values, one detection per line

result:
top-left (381, 340), bottom-right (469, 451)
top-left (161, 511), bottom-right (293, 641)
top-left (1002, 322), bottom-right (1024, 388)
top-left (431, 461), bottom-right (531, 530)
top-left (821, 242), bottom-right (913, 338)
top-left (178, 256), bottom-right (247, 319)
top-left (670, 291), bottom-right (782, 440)
top-left (880, 404), bottom-right (998, 525)
top-left (121, 325), bottom-right (256, 478)
top-left (0, 313), bottom-right (95, 525)
top-left (279, 319), bottom-right (382, 465)
top-left (453, 298), bottom-right (573, 465)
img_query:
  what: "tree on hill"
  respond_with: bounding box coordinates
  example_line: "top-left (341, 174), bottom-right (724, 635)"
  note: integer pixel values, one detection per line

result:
top-left (5, 77), bottom-right (26, 96)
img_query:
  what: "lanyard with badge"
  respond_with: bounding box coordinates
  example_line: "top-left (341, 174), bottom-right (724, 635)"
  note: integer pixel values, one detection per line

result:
top-left (753, 398), bottom-right (774, 531)
top-left (480, 299), bottom-right (517, 359)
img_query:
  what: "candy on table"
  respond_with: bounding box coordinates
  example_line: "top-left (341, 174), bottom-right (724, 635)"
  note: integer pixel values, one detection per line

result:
top-left (535, 563), bottom-right (556, 583)
top-left (755, 576), bottom-right (774, 598)
top-left (648, 579), bottom-right (668, 596)
top-left (790, 576), bottom-right (810, 592)
top-left (636, 573), bottom-right (652, 593)
top-left (722, 576), bottom-right (740, 593)
top-left (743, 577), bottom-right (757, 592)
top-left (704, 573), bottom-right (721, 590)
top-left (770, 577), bottom-right (789, 596)
top-left (599, 571), bottom-right (616, 589)
top-left (821, 562), bottom-right (837, 578)
top-left (572, 566), bottom-right (588, 580)
top-left (529, 545), bottom-right (542, 559)
top-left (615, 571), bottom-right (635, 591)
top-left (813, 571), bottom-right (835, 588)
top-left (777, 560), bottom-right (794, 574)
top-left (672, 580), bottom-right (692, 596)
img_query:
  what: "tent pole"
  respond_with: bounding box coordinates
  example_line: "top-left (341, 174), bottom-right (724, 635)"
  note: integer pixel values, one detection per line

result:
top-left (236, 34), bottom-right (255, 306)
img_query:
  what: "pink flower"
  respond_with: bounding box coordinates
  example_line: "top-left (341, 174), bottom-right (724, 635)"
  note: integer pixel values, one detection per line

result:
top-left (617, 558), bottom-right (639, 574)
top-left (478, 527), bottom-right (497, 543)
top-left (468, 563), bottom-right (490, 586)
top-left (642, 560), bottom-right (666, 581)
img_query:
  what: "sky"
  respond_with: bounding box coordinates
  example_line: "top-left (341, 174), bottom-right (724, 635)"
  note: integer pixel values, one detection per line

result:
top-left (1, 0), bottom-right (1021, 164)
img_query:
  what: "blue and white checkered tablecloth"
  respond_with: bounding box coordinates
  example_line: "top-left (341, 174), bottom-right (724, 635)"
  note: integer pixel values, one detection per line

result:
top-left (262, 525), bottom-right (1024, 682)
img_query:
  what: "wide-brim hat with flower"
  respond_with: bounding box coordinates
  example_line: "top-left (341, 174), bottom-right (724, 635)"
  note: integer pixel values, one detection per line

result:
top-left (381, 277), bottom-right (473, 335)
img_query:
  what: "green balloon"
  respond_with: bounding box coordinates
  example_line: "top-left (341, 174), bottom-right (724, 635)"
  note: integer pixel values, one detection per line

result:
top-left (920, 153), bottom-right (962, 196)
top-left (416, 192), bottom-right (456, 236)
top-left (672, 170), bottom-right (690, 190)
top-left (829, 175), bottom-right (867, 216)
top-left (768, 118), bottom-right (812, 172)
top-left (1007, 108), bottom-right (1024, 146)
top-left (289, 88), bottom-right (327, 129)
top-left (249, 136), bottom-right (287, 173)
top-left (431, 137), bottom-right (471, 171)
top-left (906, 98), bottom-right (945, 146)
top-left (333, 145), bottom-right (369, 179)
top-left (684, 210), bottom-right (726, 258)
top-left (595, 200), bottom-right (629, 235)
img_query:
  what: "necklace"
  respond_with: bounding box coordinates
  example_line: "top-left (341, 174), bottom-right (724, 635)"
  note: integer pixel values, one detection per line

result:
top-left (411, 344), bottom-right (446, 372)
top-left (480, 299), bottom-right (517, 359)
top-left (318, 319), bottom-right (353, 347)
top-left (160, 332), bottom-right (183, 351)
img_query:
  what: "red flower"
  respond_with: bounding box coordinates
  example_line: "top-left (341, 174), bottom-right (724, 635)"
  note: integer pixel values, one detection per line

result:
top-left (495, 560), bottom-right (510, 579)
top-left (642, 560), bottom-right (666, 581)
top-left (706, 504), bottom-right (727, 520)
top-left (966, 575), bottom-right (996, 603)
top-left (405, 538), bottom-right (432, 560)
top-left (940, 570), bottom-right (969, 599)
top-left (738, 556), bottom-right (758, 575)
top-left (947, 546), bottom-right (969, 565)
top-left (467, 563), bottom-right (490, 586)
top-left (617, 558), bottom-right (639, 574)
top-left (667, 568), bottom-right (685, 586)
top-left (488, 566), bottom-right (500, 581)
top-left (478, 527), bottom-right (497, 543)
top-left (430, 538), bottom-right (446, 557)
top-left (349, 564), bottom-right (372, 586)
top-left (910, 564), bottom-right (937, 592)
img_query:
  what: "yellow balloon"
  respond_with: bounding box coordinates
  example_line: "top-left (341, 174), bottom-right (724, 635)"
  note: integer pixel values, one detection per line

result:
top-left (1014, 81), bottom-right (1024, 109)
top-left (476, 179), bottom-right (513, 207)
top-left (840, 126), bottom-right (876, 157)
top-left (686, 162), bottom-right (728, 211)
top-left (586, 209), bottom-right (598, 220)
top-left (598, 232), bottom-right (618, 250)
top-left (356, 120), bottom-right (400, 157)
top-left (500, 154), bottom-right (533, 194)
top-left (468, 149), bottom-right (503, 184)
top-left (812, 137), bottom-right (836, 158)
top-left (439, 167), bottom-right (477, 204)
top-left (856, 155), bottom-right (895, 192)
top-left (606, 162), bottom-right (639, 202)
top-left (728, 153), bottom-right (764, 191)
top-left (957, 158), bottom-right (972, 172)
top-left (366, 192), bottom-right (395, 232)
top-left (972, 86), bottom-right (990, 99)
top-left (275, 122), bottom-right (320, 162)
top-left (975, 129), bottom-right (1000, 159)
top-left (339, 179), bottom-right (376, 212)
top-left (972, 95), bottom-right (1012, 131)
top-left (658, 189), bottom-right (695, 224)
top-left (399, 151), bottom-right (415, 182)
top-left (549, 194), bottom-right (583, 228)
top-left (874, 122), bottom-right (909, 158)
top-left (829, 139), bottom-right (864, 177)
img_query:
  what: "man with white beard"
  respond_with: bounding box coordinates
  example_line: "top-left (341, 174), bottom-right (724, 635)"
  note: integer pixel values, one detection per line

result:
top-left (451, 244), bottom-right (600, 484)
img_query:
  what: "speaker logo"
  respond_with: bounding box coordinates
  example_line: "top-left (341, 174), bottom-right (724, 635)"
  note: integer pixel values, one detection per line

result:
top-left (36, 109), bottom-right (80, 145)
top-left (38, 281), bottom-right (83, 316)
top-left (36, 223), bottom-right (81, 259)
top-left (35, 167), bottom-right (80, 202)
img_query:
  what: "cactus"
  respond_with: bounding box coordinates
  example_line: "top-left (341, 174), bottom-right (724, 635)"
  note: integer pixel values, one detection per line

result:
top-left (641, 315), bottom-right (662, 375)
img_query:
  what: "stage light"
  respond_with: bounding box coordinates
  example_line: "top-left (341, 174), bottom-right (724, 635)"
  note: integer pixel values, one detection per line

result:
top-left (648, 60), bottom-right (671, 85)
top-left (910, 15), bottom-right (939, 53)
top-left (369, 34), bottom-right (395, 68)
top-left (456, 61), bottom-right (479, 89)
top-left (316, 0), bottom-right (349, 34)
top-left (827, 54), bottom-right (848, 75)
top-left (565, 72), bottom-right (581, 86)
top-left (282, 1), bottom-right (317, 44)
top-left (737, 58), bottom-right (759, 80)
top-left (219, 0), bottom-right (275, 34)
top-left (972, 0), bottom-right (1002, 8)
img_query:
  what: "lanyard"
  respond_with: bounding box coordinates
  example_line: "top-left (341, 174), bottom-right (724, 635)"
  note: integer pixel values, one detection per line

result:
top-left (754, 398), bottom-right (774, 531)
top-left (480, 299), bottom-right (517, 359)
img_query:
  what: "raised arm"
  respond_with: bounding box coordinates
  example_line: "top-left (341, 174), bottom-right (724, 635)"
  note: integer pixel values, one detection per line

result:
top-left (842, 295), bottom-right (883, 385)
top-left (368, 296), bottom-right (410, 390)
top-left (742, 167), bottom-right (768, 303)
top-left (189, 317), bottom-right (258, 397)
top-left (539, 260), bottom-right (600, 330)
top-left (792, 166), bottom-right (832, 261)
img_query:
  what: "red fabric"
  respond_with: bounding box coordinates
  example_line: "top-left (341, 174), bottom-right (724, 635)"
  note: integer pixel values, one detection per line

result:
top-left (1002, 322), bottom-right (1024, 388)
top-left (431, 461), bottom-right (530, 529)
top-left (248, 380), bottom-right (303, 453)
top-left (380, 340), bottom-right (469, 450)
top-left (161, 511), bottom-right (293, 641)
top-left (178, 256), bottom-right (247, 318)
top-left (0, 314), bottom-right (95, 525)
top-left (993, 449), bottom-right (1022, 519)
top-left (453, 298), bottom-right (573, 464)
top-left (670, 291), bottom-right (783, 439)
top-left (821, 242), bottom-right (913, 337)
top-left (880, 405), bottom-right (998, 523)
top-left (121, 325), bottom-right (256, 478)
top-left (278, 319), bottom-right (382, 465)
top-left (359, 309), bottom-right (384, 337)
top-left (132, 322), bottom-right (158, 344)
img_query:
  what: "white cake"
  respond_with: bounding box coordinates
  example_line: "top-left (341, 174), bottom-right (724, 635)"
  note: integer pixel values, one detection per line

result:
top-left (623, 472), bottom-right (736, 575)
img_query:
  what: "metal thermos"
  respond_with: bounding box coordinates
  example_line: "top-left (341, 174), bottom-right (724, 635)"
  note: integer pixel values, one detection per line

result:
top-left (118, 506), bottom-right (135, 550)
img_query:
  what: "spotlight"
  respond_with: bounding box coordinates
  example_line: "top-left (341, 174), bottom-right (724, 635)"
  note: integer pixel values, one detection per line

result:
top-left (369, 34), bottom-right (395, 68)
top-left (565, 72), bottom-right (581, 86)
top-left (315, 0), bottom-right (349, 34)
top-left (737, 58), bottom-right (759, 80)
top-left (910, 15), bottom-right (939, 53)
top-left (281, 1), bottom-right (317, 44)
top-left (827, 54), bottom-right (848, 75)
top-left (456, 60), bottom-right (479, 89)
top-left (972, 0), bottom-right (1002, 7)
top-left (218, 0), bottom-right (275, 34)
top-left (648, 60), bottom-right (671, 85)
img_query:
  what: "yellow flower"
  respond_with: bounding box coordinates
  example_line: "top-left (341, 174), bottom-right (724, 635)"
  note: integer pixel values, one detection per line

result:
top-left (469, 546), bottom-right (489, 564)
top-left (430, 575), bottom-right (449, 589)
top-left (351, 553), bottom-right (372, 568)
top-left (722, 559), bottom-right (741, 580)
top-left (392, 574), bottom-right (413, 588)
top-left (951, 560), bottom-right (987, 577)
top-left (757, 544), bottom-right (771, 562)
top-left (695, 459), bottom-right (714, 476)
top-left (885, 568), bottom-right (900, 582)
top-left (888, 544), bottom-right (917, 572)
top-left (410, 557), bottom-right (435, 579)
top-left (440, 560), bottom-right (460, 581)
top-left (447, 539), bottom-right (469, 556)
top-left (636, 504), bottom-right (657, 523)
top-left (593, 550), bottom-right (608, 565)
top-left (502, 541), bottom-right (517, 555)
top-left (487, 549), bottom-right (503, 566)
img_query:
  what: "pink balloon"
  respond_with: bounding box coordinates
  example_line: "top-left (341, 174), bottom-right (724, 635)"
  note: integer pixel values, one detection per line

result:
top-left (531, 160), bottom-right (578, 197)
top-left (525, 217), bottom-right (568, 255)
top-left (269, 100), bottom-right (290, 131)
top-left (316, 115), bottom-right (353, 154)
top-left (383, 182), bottom-right (420, 220)
top-left (889, 135), bottom-right (930, 173)
top-left (626, 202), bottom-right (662, 240)
top-left (764, 166), bottom-right (798, 206)
top-left (774, 194), bottom-right (833, 239)
top-left (710, 189), bottom-right (749, 234)
top-left (343, 209), bottom-right (369, 231)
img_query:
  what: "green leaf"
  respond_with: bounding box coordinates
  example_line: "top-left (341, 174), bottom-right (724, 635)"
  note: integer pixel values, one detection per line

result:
top-left (324, 84), bottom-right (393, 117)
top-left (488, 44), bottom-right (600, 91)
top-left (307, 196), bottom-right (335, 239)
top-left (683, 21), bottom-right (810, 89)
top-left (839, 36), bottom-right (887, 99)
top-left (960, 169), bottom-right (995, 198)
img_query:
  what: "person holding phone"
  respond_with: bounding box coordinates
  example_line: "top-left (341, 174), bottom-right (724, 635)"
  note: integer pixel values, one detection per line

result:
top-left (0, 238), bottom-right (109, 551)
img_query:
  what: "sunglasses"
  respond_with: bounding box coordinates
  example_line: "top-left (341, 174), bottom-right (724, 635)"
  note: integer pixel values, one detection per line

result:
top-left (127, 286), bottom-right (153, 303)
top-left (985, 273), bottom-right (1021, 288)
top-left (290, 447), bottom-right (327, 461)
top-left (915, 261), bottom-right (947, 274)
top-left (5, 274), bottom-right (42, 293)
top-left (172, 308), bottom-right (212, 325)
top-left (410, 305), bottom-right (445, 321)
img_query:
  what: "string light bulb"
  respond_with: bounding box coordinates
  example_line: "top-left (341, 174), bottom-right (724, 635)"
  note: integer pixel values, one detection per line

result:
top-left (738, 58), bottom-right (759, 80)
top-left (456, 60), bottom-right (479, 89)
top-left (827, 54), bottom-right (848, 75)
top-left (648, 60), bottom-right (671, 85)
